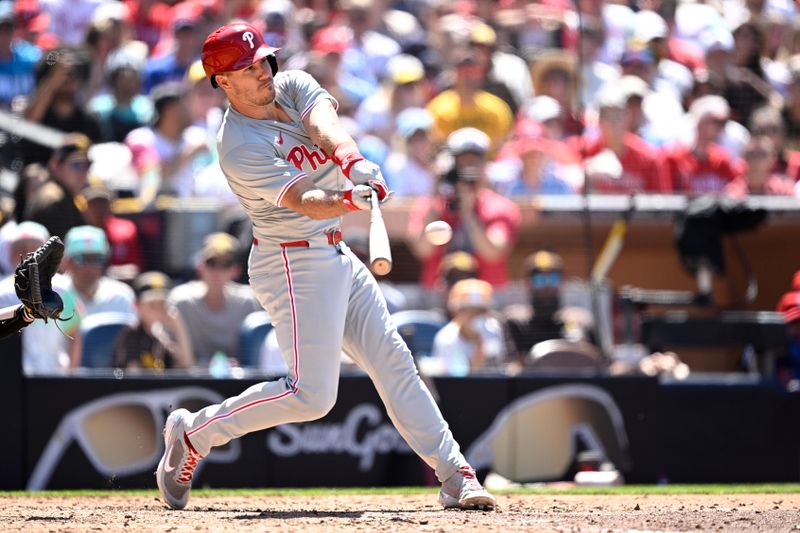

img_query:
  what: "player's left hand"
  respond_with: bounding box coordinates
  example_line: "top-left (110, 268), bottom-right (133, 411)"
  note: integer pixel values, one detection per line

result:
top-left (14, 236), bottom-right (65, 322)
top-left (348, 161), bottom-right (392, 201)
top-left (331, 142), bottom-right (392, 203)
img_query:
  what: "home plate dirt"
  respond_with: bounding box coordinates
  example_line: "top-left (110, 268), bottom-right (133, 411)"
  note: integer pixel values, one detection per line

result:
top-left (2, 493), bottom-right (799, 532)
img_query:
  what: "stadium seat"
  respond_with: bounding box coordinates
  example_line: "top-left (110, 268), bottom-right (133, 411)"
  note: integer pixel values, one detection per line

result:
top-left (390, 310), bottom-right (447, 358)
top-left (526, 339), bottom-right (605, 372)
top-left (80, 312), bottom-right (138, 368)
top-left (239, 311), bottom-right (273, 368)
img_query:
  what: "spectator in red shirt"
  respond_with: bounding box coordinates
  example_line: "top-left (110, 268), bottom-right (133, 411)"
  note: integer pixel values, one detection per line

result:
top-left (82, 184), bottom-right (145, 281)
top-left (572, 85), bottom-right (669, 193)
top-left (748, 105), bottom-right (800, 181)
top-left (662, 95), bottom-right (744, 194)
top-left (408, 127), bottom-right (521, 289)
top-left (724, 136), bottom-right (797, 197)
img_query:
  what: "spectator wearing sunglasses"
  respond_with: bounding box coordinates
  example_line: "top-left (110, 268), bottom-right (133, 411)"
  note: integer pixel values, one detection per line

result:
top-left (63, 225), bottom-right (135, 321)
top-left (503, 250), bottom-right (594, 360)
top-left (25, 133), bottom-right (91, 240)
top-left (167, 233), bottom-right (260, 368)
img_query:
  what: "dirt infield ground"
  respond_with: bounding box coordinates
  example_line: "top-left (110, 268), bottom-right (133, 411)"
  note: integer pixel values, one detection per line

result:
top-left (2, 492), bottom-right (799, 532)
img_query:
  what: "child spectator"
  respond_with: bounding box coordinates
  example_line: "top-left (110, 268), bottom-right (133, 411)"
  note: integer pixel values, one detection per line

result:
top-left (113, 271), bottom-right (193, 371)
top-left (429, 278), bottom-right (509, 376)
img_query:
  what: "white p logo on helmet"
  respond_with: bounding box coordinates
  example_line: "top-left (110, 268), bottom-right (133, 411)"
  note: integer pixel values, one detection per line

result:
top-left (242, 31), bottom-right (255, 49)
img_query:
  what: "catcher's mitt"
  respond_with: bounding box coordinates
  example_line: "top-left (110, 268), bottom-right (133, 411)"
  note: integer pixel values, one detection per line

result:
top-left (14, 236), bottom-right (64, 322)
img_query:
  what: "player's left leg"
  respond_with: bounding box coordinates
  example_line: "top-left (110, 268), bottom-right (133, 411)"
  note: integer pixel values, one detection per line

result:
top-left (339, 245), bottom-right (496, 510)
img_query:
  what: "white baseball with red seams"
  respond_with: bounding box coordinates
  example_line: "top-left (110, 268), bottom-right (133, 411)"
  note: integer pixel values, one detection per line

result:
top-left (424, 220), bottom-right (453, 246)
top-left (179, 70), bottom-right (470, 486)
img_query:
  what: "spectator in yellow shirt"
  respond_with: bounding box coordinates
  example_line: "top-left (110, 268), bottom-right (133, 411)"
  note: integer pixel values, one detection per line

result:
top-left (427, 53), bottom-right (513, 156)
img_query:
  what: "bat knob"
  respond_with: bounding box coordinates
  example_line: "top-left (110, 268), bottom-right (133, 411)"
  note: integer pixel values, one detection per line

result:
top-left (371, 258), bottom-right (392, 276)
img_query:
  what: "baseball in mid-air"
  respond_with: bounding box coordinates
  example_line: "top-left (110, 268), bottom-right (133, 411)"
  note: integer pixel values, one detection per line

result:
top-left (424, 220), bottom-right (453, 246)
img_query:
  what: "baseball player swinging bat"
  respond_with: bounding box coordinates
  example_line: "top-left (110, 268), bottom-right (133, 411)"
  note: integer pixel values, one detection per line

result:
top-left (369, 189), bottom-right (392, 276)
top-left (154, 21), bottom-right (497, 513)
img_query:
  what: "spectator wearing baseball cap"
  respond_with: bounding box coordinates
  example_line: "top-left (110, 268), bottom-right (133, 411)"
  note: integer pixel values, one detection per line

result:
top-left (662, 95), bottom-right (744, 194)
top-left (26, 133), bottom-right (92, 240)
top-left (142, 2), bottom-right (202, 94)
top-left (124, 81), bottom-right (209, 202)
top-left (468, 22), bottom-right (533, 115)
top-left (383, 107), bottom-right (436, 197)
top-left (354, 54), bottom-right (428, 143)
top-left (168, 232), bottom-right (261, 368)
top-left (63, 225), bottom-right (136, 331)
top-left (407, 127), bottom-right (520, 289)
top-left (630, 9), bottom-right (701, 98)
top-left (21, 46), bottom-right (101, 167)
top-left (297, 25), bottom-right (372, 112)
top-left (0, 220), bottom-right (82, 373)
top-left (338, 0), bottom-right (401, 103)
top-left (491, 121), bottom-right (580, 197)
top-left (13, 0), bottom-right (56, 50)
top-left (439, 251), bottom-right (479, 289)
top-left (426, 278), bottom-right (509, 376)
top-left (503, 250), bottom-right (593, 358)
top-left (0, 0), bottom-right (41, 107)
top-left (426, 51), bottom-right (513, 156)
top-left (530, 49), bottom-right (582, 137)
top-left (81, 184), bottom-right (145, 281)
top-left (571, 84), bottom-right (669, 194)
top-left (112, 271), bottom-right (194, 371)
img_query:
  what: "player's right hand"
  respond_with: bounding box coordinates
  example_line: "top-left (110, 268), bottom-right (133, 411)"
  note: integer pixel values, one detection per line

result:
top-left (343, 184), bottom-right (373, 211)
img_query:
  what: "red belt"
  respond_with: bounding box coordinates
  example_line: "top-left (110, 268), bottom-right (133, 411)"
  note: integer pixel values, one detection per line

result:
top-left (253, 229), bottom-right (342, 248)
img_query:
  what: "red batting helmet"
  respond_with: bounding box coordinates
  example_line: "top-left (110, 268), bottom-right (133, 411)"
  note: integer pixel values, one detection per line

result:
top-left (201, 23), bottom-right (279, 88)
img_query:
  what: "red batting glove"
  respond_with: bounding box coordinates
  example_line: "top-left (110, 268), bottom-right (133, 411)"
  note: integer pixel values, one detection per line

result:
top-left (367, 179), bottom-right (389, 202)
top-left (342, 188), bottom-right (365, 211)
top-left (332, 141), bottom-right (365, 180)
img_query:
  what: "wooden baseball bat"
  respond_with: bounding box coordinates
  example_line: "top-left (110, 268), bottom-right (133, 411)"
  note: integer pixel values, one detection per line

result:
top-left (369, 189), bottom-right (392, 276)
top-left (0, 109), bottom-right (66, 148)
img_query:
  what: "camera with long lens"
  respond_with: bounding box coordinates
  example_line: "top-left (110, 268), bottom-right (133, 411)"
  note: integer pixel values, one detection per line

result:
top-left (438, 163), bottom-right (480, 211)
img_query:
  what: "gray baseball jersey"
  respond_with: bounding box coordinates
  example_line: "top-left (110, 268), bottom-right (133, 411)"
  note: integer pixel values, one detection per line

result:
top-left (217, 71), bottom-right (345, 243)
top-left (181, 70), bottom-right (469, 484)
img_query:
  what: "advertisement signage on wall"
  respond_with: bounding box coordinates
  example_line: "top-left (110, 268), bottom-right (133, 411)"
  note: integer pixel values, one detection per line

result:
top-left (16, 374), bottom-right (800, 490)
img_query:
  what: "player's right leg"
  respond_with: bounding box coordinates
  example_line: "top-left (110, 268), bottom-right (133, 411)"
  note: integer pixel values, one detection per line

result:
top-left (340, 247), bottom-right (496, 510)
top-left (157, 242), bottom-right (351, 509)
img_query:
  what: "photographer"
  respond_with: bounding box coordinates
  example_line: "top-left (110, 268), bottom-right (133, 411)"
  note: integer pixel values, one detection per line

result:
top-left (21, 46), bottom-right (101, 166)
top-left (407, 127), bottom-right (520, 289)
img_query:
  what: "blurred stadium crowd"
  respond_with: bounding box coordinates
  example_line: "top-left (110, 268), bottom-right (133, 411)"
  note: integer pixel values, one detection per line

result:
top-left (0, 0), bottom-right (797, 380)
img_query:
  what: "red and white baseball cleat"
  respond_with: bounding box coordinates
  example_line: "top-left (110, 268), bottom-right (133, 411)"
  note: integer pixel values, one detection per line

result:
top-left (156, 409), bottom-right (203, 510)
top-left (439, 465), bottom-right (497, 510)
